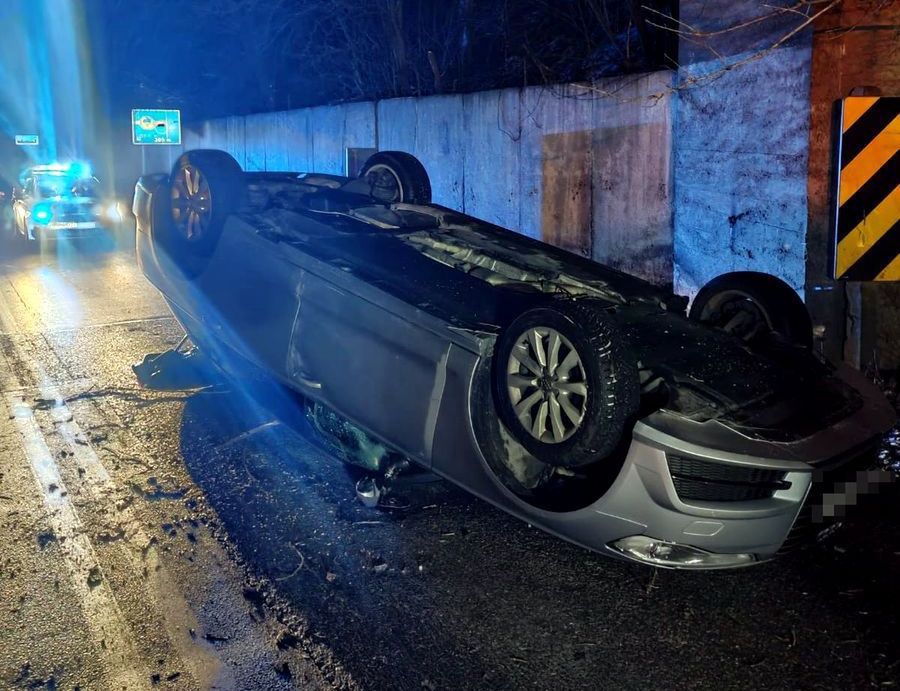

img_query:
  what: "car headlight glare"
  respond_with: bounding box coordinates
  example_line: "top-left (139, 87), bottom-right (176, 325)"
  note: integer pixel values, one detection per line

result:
top-left (33, 203), bottom-right (53, 225)
top-left (609, 535), bottom-right (755, 569)
top-left (106, 203), bottom-right (122, 222)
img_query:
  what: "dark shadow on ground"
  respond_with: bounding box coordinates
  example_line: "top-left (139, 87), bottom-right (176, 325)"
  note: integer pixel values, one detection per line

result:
top-left (177, 374), bottom-right (900, 690)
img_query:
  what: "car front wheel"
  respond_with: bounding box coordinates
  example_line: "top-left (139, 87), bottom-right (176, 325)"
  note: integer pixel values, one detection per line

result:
top-left (493, 300), bottom-right (639, 469)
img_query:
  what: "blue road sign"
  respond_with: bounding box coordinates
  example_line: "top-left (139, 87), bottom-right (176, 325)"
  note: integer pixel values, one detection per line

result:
top-left (15, 134), bottom-right (39, 146)
top-left (132, 109), bottom-right (182, 145)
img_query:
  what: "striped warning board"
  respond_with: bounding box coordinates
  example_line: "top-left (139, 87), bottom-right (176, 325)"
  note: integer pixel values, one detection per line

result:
top-left (833, 96), bottom-right (900, 281)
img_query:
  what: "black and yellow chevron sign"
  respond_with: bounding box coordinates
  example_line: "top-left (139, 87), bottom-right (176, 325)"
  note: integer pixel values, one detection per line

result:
top-left (833, 96), bottom-right (900, 281)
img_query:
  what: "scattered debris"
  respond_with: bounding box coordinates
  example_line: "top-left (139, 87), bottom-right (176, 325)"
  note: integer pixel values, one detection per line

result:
top-left (355, 477), bottom-right (381, 508)
top-left (132, 347), bottom-right (221, 391)
top-left (275, 661), bottom-right (292, 680)
top-left (132, 481), bottom-right (187, 502)
top-left (36, 532), bottom-right (57, 549)
top-left (97, 528), bottom-right (126, 544)
top-left (276, 631), bottom-right (299, 650)
top-left (202, 632), bottom-right (230, 644)
top-left (86, 566), bottom-right (102, 589)
top-left (32, 396), bottom-right (61, 411)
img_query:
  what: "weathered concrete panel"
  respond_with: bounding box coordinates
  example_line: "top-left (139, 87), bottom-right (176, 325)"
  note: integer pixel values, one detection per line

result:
top-left (673, 44), bottom-right (812, 298)
top-left (593, 121), bottom-right (672, 284)
top-left (343, 102), bottom-right (377, 153)
top-left (540, 130), bottom-right (592, 256)
top-left (185, 71), bottom-right (676, 287)
top-left (244, 114), bottom-right (267, 171)
top-left (519, 84), bottom-right (594, 245)
top-left (415, 95), bottom-right (465, 210)
top-left (309, 105), bottom-right (345, 174)
top-left (225, 116), bottom-right (246, 169)
top-left (282, 109), bottom-right (312, 172)
top-left (376, 98), bottom-right (417, 153)
top-left (462, 88), bottom-right (521, 230)
top-left (262, 112), bottom-right (290, 171)
top-left (591, 73), bottom-right (674, 284)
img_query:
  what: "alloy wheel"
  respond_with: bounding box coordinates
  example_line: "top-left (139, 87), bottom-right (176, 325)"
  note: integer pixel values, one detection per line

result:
top-left (506, 327), bottom-right (588, 444)
top-left (171, 165), bottom-right (212, 241)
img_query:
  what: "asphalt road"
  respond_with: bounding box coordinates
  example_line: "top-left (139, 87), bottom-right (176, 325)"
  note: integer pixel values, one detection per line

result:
top-left (0, 233), bottom-right (899, 690)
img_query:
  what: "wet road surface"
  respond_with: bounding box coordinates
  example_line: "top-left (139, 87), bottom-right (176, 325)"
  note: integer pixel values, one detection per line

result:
top-left (0, 235), bottom-right (899, 690)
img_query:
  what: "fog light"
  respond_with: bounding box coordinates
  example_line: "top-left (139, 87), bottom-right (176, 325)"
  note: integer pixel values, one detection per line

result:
top-left (609, 535), bottom-right (755, 569)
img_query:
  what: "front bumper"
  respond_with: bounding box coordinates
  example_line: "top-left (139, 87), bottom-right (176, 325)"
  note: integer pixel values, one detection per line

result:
top-left (34, 220), bottom-right (102, 239)
top-left (594, 432), bottom-right (813, 568)
top-left (593, 365), bottom-right (896, 569)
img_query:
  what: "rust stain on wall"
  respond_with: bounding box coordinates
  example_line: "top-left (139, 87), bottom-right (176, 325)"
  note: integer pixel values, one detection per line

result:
top-left (540, 131), bottom-right (592, 257)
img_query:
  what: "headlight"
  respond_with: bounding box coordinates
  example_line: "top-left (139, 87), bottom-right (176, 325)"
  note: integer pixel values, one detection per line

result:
top-left (99, 201), bottom-right (125, 223)
top-left (106, 203), bottom-right (122, 222)
top-left (33, 203), bottom-right (53, 225)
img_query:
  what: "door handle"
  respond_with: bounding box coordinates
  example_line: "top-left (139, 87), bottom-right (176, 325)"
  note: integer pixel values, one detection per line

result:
top-left (295, 371), bottom-right (322, 390)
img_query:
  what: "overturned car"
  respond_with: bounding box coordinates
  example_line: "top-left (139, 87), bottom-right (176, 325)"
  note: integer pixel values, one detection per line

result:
top-left (133, 149), bottom-right (896, 569)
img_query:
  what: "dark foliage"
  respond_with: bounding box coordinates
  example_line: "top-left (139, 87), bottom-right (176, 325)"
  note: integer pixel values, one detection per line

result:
top-left (87, 0), bottom-right (676, 119)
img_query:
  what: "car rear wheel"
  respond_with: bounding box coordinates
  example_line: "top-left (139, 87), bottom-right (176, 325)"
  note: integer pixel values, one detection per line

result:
top-left (493, 300), bottom-right (639, 469)
top-left (359, 151), bottom-right (431, 205)
top-left (161, 149), bottom-right (244, 277)
top-left (689, 272), bottom-right (813, 349)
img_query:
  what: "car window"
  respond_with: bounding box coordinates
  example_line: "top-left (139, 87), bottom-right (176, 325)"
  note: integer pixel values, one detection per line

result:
top-left (36, 181), bottom-right (61, 198)
top-left (71, 178), bottom-right (100, 198)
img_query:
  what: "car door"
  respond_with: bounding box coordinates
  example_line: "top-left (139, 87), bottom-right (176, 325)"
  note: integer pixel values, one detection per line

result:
top-left (288, 265), bottom-right (452, 465)
top-left (190, 217), bottom-right (305, 375)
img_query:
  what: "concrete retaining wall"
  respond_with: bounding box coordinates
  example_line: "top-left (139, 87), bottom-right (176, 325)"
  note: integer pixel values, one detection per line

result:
top-left (672, 44), bottom-right (813, 299)
top-left (182, 73), bottom-right (675, 286)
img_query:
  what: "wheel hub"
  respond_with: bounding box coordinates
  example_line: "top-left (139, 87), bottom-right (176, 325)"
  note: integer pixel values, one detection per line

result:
top-left (506, 327), bottom-right (588, 444)
top-left (171, 165), bottom-right (211, 241)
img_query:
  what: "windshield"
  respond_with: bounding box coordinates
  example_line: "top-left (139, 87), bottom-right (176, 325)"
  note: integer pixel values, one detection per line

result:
top-left (34, 174), bottom-right (99, 200)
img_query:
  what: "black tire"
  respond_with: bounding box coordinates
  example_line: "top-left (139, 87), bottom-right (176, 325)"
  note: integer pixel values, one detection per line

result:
top-left (689, 271), bottom-right (813, 349)
top-left (492, 300), bottom-right (639, 469)
top-left (359, 151), bottom-right (431, 204)
top-left (161, 150), bottom-right (244, 278)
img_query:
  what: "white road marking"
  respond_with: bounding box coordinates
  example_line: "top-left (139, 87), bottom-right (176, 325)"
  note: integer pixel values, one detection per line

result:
top-left (7, 393), bottom-right (150, 690)
top-left (0, 283), bottom-right (222, 688)
top-left (46, 394), bottom-right (225, 689)
top-left (0, 278), bottom-right (20, 335)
